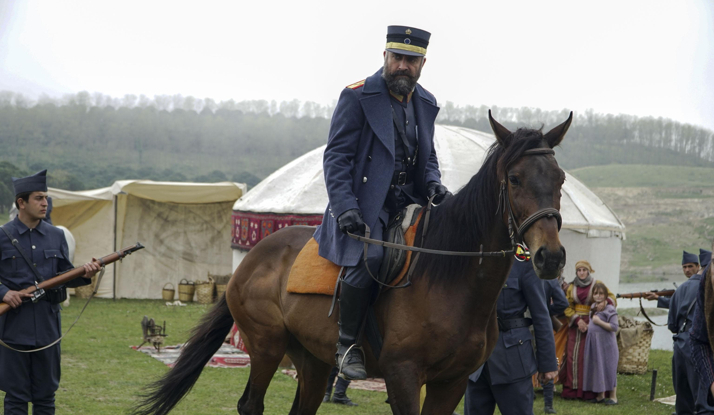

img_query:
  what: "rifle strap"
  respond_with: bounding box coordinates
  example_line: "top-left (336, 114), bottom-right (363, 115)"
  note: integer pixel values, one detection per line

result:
top-left (639, 296), bottom-right (666, 327)
top-left (0, 225), bottom-right (45, 283)
top-left (0, 266), bottom-right (105, 353)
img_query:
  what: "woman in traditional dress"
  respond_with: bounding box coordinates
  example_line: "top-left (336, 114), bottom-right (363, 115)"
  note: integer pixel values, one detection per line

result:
top-left (558, 260), bottom-right (616, 400)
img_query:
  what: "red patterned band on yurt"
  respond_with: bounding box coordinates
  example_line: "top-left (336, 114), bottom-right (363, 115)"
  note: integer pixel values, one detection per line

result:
top-left (232, 210), bottom-right (323, 250)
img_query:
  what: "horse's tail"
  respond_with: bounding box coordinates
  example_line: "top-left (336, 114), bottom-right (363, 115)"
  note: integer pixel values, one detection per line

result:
top-left (132, 295), bottom-right (234, 415)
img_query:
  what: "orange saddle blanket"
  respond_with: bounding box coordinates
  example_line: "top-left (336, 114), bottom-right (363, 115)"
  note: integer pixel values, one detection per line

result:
top-left (287, 210), bottom-right (423, 296)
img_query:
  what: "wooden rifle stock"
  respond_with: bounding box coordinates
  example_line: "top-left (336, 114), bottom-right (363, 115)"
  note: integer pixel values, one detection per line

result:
top-left (616, 289), bottom-right (675, 299)
top-left (0, 243), bottom-right (144, 317)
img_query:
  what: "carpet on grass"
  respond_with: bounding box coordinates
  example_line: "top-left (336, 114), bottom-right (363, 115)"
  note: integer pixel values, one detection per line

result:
top-left (281, 369), bottom-right (386, 393)
top-left (131, 343), bottom-right (251, 368)
top-left (653, 394), bottom-right (676, 406)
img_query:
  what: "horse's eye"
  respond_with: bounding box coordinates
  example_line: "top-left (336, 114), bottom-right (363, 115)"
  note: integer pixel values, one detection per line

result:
top-left (509, 176), bottom-right (520, 186)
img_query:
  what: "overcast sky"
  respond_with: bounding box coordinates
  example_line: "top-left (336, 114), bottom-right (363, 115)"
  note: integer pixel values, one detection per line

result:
top-left (1, 0), bottom-right (712, 130)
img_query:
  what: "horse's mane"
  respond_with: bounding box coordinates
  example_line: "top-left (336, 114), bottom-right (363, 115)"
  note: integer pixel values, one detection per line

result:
top-left (415, 127), bottom-right (547, 287)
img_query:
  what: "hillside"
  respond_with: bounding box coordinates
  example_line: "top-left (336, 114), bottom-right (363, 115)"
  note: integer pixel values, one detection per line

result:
top-left (569, 164), bottom-right (714, 282)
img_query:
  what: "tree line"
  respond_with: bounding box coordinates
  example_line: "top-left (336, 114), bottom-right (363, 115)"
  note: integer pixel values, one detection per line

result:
top-left (0, 90), bottom-right (712, 212)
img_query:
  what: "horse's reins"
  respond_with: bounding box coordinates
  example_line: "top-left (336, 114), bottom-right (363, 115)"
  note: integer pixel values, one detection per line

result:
top-left (346, 147), bottom-right (562, 289)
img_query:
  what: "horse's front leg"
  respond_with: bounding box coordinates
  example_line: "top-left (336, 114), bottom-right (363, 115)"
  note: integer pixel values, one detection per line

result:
top-left (382, 360), bottom-right (423, 415)
top-left (421, 377), bottom-right (468, 415)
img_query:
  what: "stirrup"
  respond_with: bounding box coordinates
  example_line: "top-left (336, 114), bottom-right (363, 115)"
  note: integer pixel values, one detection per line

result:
top-left (337, 344), bottom-right (366, 379)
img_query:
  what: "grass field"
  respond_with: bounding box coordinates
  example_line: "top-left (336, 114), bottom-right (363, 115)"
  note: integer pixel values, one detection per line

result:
top-left (0, 299), bottom-right (677, 414)
top-left (569, 164), bottom-right (714, 282)
top-left (569, 164), bottom-right (714, 189)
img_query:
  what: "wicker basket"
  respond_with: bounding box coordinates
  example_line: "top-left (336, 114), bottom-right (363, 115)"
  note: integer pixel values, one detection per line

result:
top-left (216, 283), bottom-right (228, 299)
top-left (617, 316), bottom-right (654, 375)
top-left (74, 275), bottom-right (97, 299)
top-left (209, 273), bottom-right (231, 300)
top-left (162, 283), bottom-right (175, 301)
top-left (195, 277), bottom-right (215, 304)
top-left (178, 279), bottom-right (195, 302)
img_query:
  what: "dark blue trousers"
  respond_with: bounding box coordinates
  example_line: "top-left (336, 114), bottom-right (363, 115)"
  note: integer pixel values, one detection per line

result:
top-left (325, 366), bottom-right (351, 396)
top-left (464, 363), bottom-right (534, 415)
top-left (672, 339), bottom-right (714, 415)
top-left (342, 215), bottom-right (385, 289)
top-left (0, 343), bottom-right (60, 415)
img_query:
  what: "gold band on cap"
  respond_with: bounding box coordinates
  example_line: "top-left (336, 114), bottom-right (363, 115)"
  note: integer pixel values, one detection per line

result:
top-left (385, 42), bottom-right (427, 56)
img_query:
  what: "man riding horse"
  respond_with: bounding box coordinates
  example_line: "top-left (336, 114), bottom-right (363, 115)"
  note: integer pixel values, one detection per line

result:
top-left (314, 25), bottom-right (451, 380)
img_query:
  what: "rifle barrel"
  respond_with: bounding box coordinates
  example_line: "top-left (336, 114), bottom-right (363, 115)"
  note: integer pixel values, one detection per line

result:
top-left (0, 243), bottom-right (144, 317)
top-left (616, 289), bottom-right (675, 299)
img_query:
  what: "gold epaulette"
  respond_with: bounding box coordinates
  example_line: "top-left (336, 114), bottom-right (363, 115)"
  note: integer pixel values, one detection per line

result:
top-left (346, 79), bottom-right (365, 90)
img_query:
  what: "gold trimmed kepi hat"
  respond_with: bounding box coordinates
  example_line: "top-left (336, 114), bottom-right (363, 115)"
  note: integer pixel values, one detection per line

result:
top-left (385, 25), bottom-right (430, 57)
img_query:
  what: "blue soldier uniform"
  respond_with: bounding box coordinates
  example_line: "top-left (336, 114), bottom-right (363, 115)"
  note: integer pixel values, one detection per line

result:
top-left (314, 25), bottom-right (449, 380)
top-left (690, 263), bottom-right (714, 409)
top-left (540, 278), bottom-right (568, 413)
top-left (668, 250), bottom-right (714, 414)
top-left (543, 278), bottom-right (568, 317)
top-left (668, 269), bottom-right (714, 414)
top-left (323, 366), bottom-right (357, 406)
top-left (0, 170), bottom-right (89, 414)
top-left (657, 250), bottom-right (699, 310)
top-left (464, 260), bottom-right (558, 415)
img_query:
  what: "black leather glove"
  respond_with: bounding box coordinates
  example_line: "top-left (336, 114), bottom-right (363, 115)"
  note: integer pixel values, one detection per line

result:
top-left (337, 209), bottom-right (366, 235)
top-left (427, 182), bottom-right (452, 205)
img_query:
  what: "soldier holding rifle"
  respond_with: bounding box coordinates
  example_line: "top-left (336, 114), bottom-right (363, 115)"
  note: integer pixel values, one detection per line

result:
top-left (0, 170), bottom-right (100, 415)
top-left (664, 251), bottom-right (714, 414)
top-left (643, 250), bottom-right (700, 308)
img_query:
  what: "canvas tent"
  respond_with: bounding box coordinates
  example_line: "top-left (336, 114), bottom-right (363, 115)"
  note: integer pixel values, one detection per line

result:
top-left (231, 125), bottom-right (626, 292)
top-left (47, 180), bottom-right (246, 299)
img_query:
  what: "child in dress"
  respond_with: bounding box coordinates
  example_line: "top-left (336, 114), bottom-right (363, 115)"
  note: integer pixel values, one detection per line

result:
top-left (582, 282), bottom-right (619, 405)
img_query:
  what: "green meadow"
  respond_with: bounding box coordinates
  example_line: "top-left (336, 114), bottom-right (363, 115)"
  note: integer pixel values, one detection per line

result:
top-left (0, 299), bottom-right (677, 414)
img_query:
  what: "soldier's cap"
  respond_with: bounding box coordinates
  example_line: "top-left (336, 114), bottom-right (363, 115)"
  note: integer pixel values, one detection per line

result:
top-left (12, 169), bottom-right (48, 196)
top-left (386, 25), bottom-right (430, 57)
top-left (699, 249), bottom-right (712, 268)
top-left (682, 250), bottom-right (699, 265)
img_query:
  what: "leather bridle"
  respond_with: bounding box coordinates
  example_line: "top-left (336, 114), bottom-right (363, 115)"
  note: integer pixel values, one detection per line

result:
top-left (499, 147), bottom-right (563, 257)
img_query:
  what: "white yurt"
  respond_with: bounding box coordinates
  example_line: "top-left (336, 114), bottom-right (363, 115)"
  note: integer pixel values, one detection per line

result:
top-left (231, 125), bottom-right (626, 291)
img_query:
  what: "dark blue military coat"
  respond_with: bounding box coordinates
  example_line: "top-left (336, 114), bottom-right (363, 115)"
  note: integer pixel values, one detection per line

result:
top-left (543, 278), bottom-right (568, 316)
top-left (0, 217), bottom-right (75, 346)
top-left (470, 260), bottom-right (558, 385)
top-left (314, 68), bottom-right (441, 267)
top-left (669, 273), bottom-right (702, 344)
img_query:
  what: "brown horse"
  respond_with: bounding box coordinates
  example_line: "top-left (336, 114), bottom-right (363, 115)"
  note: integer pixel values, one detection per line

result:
top-left (133, 111), bottom-right (572, 415)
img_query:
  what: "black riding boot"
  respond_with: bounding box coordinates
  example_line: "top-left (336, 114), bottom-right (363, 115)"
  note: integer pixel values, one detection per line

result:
top-left (336, 280), bottom-right (371, 381)
top-left (332, 377), bottom-right (358, 406)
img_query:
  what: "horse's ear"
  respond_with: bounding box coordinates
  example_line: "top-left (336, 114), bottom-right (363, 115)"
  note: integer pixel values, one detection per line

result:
top-left (543, 111), bottom-right (573, 148)
top-left (488, 110), bottom-right (511, 144)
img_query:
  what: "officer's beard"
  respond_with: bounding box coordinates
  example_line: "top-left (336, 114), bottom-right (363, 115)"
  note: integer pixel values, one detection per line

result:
top-left (382, 64), bottom-right (422, 96)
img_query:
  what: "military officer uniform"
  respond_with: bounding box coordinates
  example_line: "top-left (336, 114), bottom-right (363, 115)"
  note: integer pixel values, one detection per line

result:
top-left (314, 25), bottom-right (450, 380)
top-left (0, 170), bottom-right (90, 414)
top-left (464, 260), bottom-right (558, 415)
top-left (669, 251), bottom-right (714, 414)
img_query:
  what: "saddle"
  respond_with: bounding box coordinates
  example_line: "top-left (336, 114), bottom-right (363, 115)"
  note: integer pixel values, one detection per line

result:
top-left (287, 205), bottom-right (424, 296)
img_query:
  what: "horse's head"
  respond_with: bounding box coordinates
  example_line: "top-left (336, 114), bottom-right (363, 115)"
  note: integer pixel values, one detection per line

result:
top-left (489, 110), bottom-right (572, 279)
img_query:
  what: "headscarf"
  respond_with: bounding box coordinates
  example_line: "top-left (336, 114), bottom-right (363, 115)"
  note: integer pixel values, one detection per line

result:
top-left (573, 260), bottom-right (594, 287)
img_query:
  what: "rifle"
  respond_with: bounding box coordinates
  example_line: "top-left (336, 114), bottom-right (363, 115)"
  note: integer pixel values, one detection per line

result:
top-left (0, 243), bottom-right (144, 317)
top-left (616, 289), bottom-right (675, 299)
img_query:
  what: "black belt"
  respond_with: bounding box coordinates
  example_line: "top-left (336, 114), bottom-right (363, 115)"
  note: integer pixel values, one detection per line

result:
top-left (392, 170), bottom-right (413, 187)
top-left (498, 317), bottom-right (533, 331)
